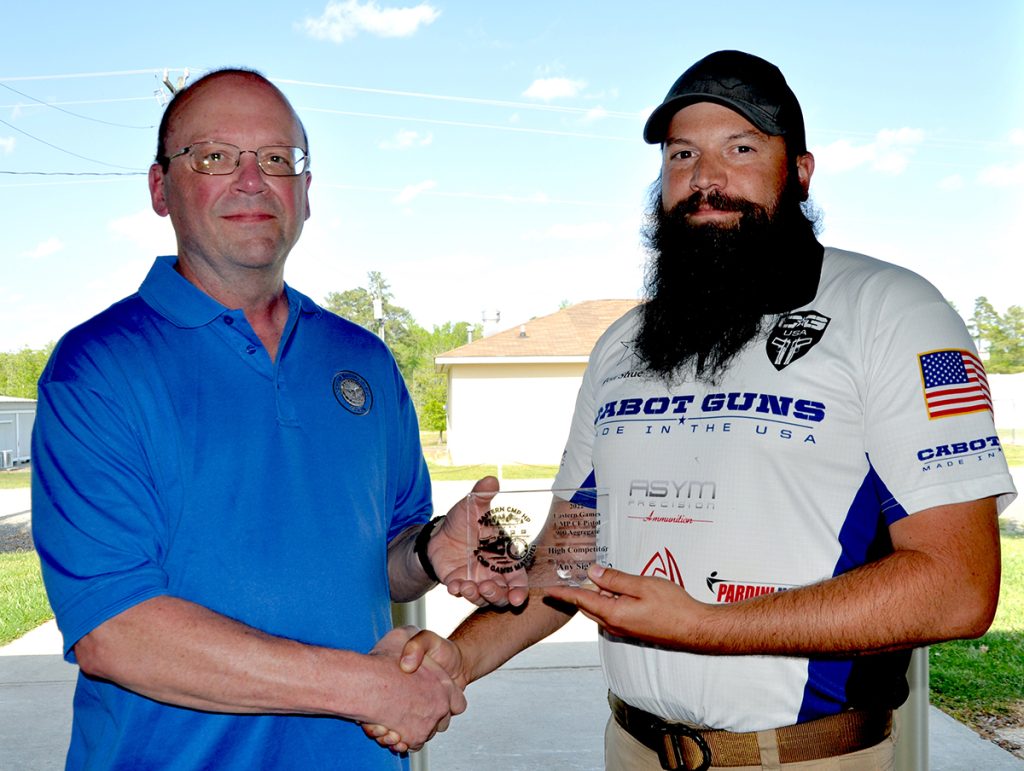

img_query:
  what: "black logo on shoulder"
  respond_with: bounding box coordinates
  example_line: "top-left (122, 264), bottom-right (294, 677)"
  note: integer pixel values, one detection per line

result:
top-left (766, 311), bottom-right (830, 371)
top-left (332, 371), bottom-right (373, 415)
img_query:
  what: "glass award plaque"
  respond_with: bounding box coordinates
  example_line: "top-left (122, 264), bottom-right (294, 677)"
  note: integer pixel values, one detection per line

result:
top-left (460, 486), bottom-right (610, 587)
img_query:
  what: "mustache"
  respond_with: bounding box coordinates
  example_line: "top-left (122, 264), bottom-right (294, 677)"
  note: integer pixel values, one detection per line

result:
top-left (672, 189), bottom-right (760, 216)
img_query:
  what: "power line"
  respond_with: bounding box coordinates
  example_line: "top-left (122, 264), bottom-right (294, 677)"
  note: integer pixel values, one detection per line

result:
top-left (279, 77), bottom-right (643, 120)
top-left (0, 82), bottom-right (154, 129)
top-left (0, 116), bottom-right (146, 171)
top-left (0, 170), bottom-right (145, 176)
top-left (303, 106), bottom-right (634, 142)
top-left (0, 68), bottom-right (187, 82)
top-left (0, 96), bottom-right (155, 111)
top-left (0, 69), bottom-right (641, 120)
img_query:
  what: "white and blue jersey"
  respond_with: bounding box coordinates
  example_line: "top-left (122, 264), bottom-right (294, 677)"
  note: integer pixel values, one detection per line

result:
top-left (32, 255), bottom-right (431, 770)
top-left (555, 247), bottom-right (1015, 733)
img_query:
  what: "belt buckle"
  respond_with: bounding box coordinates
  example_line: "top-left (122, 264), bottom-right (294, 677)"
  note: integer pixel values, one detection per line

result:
top-left (656, 723), bottom-right (712, 771)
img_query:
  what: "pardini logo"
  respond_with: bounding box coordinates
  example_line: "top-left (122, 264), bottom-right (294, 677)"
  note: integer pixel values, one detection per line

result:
top-left (705, 571), bottom-right (794, 603)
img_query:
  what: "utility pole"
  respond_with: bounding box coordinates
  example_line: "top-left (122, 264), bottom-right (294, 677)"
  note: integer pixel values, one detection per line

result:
top-left (162, 68), bottom-right (190, 95)
top-left (373, 296), bottom-right (385, 343)
top-left (155, 68), bottom-right (190, 104)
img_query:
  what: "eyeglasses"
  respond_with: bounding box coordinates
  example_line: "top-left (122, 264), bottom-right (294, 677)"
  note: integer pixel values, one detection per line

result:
top-left (166, 141), bottom-right (309, 176)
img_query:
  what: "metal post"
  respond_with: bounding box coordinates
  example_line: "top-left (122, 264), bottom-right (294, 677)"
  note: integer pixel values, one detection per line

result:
top-left (894, 646), bottom-right (929, 771)
top-left (391, 598), bottom-right (430, 771)
top-left (373, 297), bottom-right (385, 343)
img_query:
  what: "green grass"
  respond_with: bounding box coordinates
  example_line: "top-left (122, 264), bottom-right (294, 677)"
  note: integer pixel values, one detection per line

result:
top-left (0, 468), bottom-right (31, 489)
top-left (1003, 443), bottom-right (1024, 467)
top-left (425, 462), bottom-right (559, 481)
top-left (929, 532), bottom-right (1024, 724)
top-left (0, 551), bottom-right (53, 646)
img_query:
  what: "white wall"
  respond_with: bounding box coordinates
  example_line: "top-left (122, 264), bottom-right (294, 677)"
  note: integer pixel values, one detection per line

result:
top-left (991, 373), bottom-right (1024, 439)
top-left (445, 369), bottom-right (1024, 465)
top-left (446, 362), bottom-right (585, 466)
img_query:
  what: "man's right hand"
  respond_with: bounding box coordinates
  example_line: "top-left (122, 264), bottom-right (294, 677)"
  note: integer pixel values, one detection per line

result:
top-left (363, 626), bottom-right (466, 753)
top-left (362, 629), bottom-right (468, 751)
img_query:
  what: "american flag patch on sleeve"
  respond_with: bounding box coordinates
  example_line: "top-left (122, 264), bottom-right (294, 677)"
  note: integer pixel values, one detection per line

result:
top-left (918, 349), bottom-right (993, 419)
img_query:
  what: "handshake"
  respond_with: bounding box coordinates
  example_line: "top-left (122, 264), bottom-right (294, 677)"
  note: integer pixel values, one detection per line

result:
top-left (353, 476), bottom-right (604, 754)
top-left (361, 625), bottom-right (469, 754)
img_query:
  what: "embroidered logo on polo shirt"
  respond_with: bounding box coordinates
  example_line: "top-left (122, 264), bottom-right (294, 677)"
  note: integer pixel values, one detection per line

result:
top-left (765, 310), bottom-right (830, 371)
top-left (332, 371), bottom-right (373, 415)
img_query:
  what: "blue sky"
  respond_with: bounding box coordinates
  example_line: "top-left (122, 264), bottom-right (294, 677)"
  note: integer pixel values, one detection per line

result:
top-left (1, 0), bottom-right (1022, 352)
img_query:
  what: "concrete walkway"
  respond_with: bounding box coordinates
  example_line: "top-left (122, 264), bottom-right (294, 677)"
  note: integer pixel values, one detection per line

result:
top-left (2, 477), bottom-right (1022, 769)
top-left (2, 634), bottom-right (1023, 770)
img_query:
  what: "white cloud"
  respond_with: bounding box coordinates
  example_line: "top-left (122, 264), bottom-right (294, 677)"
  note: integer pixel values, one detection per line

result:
top-left (22, 237), bottom-right (64, 259)
top-left (977, 162), bottom-right (1024, 189)
top-left (813, 139), bottom-right (873, 173)
top-left (394, 180), bottom-right (436, 204)
top-left (300, 0), bottom-right (440, 43)
top-left (0, 136), bottom-right (14, 153)
top-left (814, 127), bottom-right (924, 176)
top-left (938, 174), bottom-right (964, 192)
top-left (378, 129), bottom-right (433, 150)
top-left (974, 129), bottom-right (1024, 188)
top-left (522, 77), bottom-right (586, 102)
top-left (582, 106), bottom-right (608, 124)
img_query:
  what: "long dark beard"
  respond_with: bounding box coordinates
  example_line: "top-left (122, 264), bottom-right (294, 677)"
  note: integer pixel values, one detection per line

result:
top-left (634, 174), bottom-right (822, 384)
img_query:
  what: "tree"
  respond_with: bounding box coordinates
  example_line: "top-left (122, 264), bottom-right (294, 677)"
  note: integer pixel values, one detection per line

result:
top-left (0, 344), bottom-right (54, 400)
top-left (322, 274), bottom-right (485, 435)
top-left (323, 272), bottom-right (427, 381)
top-left (408, 321), bottom-right (482, 436)
top-left (969, 297), bottom-right (1024, 374)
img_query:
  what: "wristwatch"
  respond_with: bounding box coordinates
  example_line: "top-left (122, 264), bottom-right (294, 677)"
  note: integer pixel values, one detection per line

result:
top-left (414, 515), bottom-right (446, 583)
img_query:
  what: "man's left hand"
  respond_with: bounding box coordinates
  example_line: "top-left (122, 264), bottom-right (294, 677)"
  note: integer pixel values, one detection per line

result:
top-left (429, 476), bottom-right (529, 608)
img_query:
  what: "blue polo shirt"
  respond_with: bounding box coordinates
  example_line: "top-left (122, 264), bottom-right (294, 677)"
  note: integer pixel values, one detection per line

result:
top-left (32, 255), bottom-right (431, 770)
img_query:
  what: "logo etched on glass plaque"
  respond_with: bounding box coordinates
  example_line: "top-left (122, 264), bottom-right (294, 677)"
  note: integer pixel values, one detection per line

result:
top-left (462, 487), bottom-right (611, 587)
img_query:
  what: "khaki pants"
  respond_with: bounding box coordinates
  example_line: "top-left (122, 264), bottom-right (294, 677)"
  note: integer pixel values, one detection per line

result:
top-left (604, 715), bottom-right (897, 771)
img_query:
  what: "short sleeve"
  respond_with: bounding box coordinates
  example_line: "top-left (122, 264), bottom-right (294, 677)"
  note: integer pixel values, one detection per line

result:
top-left (32, 349), bottom-right (170, 659)
top-left (861, 275), bottom-right (1015, 516)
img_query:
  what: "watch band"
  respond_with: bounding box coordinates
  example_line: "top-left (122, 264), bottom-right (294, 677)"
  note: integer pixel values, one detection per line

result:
top-left (414, 515), bottom-right (445, 583)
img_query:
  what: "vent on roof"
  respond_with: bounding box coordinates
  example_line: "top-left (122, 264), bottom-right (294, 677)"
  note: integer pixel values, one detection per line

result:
top-left (482, 310), bottom-right (501, 338)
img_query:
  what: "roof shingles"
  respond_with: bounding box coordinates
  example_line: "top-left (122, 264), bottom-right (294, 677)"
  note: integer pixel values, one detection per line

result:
top-left (437, 299), bottom-right (638, 359)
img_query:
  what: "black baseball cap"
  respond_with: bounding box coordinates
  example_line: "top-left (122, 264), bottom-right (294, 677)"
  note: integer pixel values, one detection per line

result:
top-left (643, 50), bottom-right (806, 153)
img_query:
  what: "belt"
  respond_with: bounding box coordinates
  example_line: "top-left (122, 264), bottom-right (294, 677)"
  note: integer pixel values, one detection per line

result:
top-left (608, 692), bottom-right (892, 770)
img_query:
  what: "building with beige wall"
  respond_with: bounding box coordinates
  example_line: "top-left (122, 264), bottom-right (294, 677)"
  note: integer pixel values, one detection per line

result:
top-left (436, 300), bottom-right (637, 466)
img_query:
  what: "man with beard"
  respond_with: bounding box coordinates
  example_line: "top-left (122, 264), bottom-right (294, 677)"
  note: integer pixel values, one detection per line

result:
top-left (380, 50), bottom-right (1016, 770)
